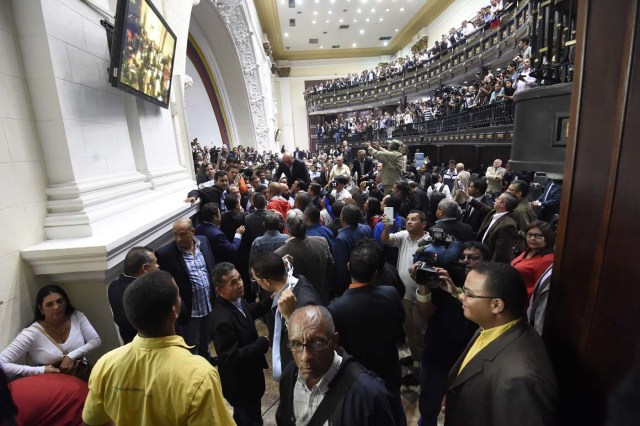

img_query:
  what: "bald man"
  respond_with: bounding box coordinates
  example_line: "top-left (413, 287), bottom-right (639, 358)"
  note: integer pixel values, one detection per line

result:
top-left (273, 151), bottom-right (310, 187)
top-left (155, 218), bottom-right (216, 361)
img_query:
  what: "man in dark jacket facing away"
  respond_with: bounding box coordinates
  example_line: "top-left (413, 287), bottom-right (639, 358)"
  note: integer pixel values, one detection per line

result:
top-left (276, 305), bottom-right (398, 426)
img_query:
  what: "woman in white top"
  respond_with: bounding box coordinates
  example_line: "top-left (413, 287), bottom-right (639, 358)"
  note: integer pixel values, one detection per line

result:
top-left (0, 285), bottom-right (101, 378)
top-left (426, 172), bottom-right (452, 200)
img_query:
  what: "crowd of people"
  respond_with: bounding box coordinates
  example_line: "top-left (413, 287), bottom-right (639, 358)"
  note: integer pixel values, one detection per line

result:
top-left (1, 137), bottom-right (564, 425)
top-left (305, 0), bottom-right (514, 97)
top-left (317, 52), bottom-right (534, 144)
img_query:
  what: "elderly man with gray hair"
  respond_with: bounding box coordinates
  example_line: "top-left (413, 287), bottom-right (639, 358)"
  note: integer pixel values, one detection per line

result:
top-left (366, 140), bottom-right (404, 195)
top-left (430, 199), bottom-right (476, 244)
top-left (275, 209), bottom-right (335, 304)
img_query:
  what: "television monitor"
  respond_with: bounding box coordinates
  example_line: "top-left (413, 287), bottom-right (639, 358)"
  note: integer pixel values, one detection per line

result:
top-left (109, 0), bottom-right (177, 108)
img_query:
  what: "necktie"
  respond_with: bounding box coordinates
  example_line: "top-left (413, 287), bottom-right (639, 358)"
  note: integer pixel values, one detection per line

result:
top-left (272, 305), bottom-right (282, 381)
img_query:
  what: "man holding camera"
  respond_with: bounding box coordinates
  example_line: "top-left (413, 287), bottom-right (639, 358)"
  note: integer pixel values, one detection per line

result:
top-left (330, 175), bottom-right (352, 202)
top-left (412, 241), bottom-right (490, 426)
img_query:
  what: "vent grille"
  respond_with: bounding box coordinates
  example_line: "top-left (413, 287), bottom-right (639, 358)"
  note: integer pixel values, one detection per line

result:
top-left (339, 25), bottom-right (350, 29)
top-left (290, 19), bottom-right (296, 26)
top-left (309, 38), bottom-right (319, 44)
top-left (379, 36), bottom-right (392, 41)
top-left (288, 0), bottom-right (295, 8)
top-left (332, 45), bottom-right (340, 48)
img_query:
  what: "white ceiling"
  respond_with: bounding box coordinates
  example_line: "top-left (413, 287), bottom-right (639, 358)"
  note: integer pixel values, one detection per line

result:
top-left (275, 0), bottom-right (427, 52)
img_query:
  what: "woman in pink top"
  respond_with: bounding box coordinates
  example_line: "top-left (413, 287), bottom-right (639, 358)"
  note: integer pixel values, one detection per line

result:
top-left (511, 221), bottom-right (555, 301)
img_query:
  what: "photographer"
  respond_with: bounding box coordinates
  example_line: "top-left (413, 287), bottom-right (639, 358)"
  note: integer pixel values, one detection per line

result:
top-left (411, 241), bottom-right (490, 426)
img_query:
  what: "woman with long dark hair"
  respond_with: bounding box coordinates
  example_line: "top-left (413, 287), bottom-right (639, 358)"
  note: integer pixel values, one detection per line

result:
top-left (0, 285), bottom-right (100, 378)
top-left (511, 221), bottom-right (555, 301)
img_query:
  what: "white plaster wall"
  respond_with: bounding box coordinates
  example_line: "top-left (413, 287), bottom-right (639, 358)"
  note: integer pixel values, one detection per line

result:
top-left (184, 58), bottom-right (223, 148)
top-left (0, 0), bottom-right (49, 347)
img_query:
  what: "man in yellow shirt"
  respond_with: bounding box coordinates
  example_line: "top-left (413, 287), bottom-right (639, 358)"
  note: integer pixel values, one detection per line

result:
top-left (83, 270), bottom-right (235, 426)
top-left (444, 262), bottom-right (557, 426)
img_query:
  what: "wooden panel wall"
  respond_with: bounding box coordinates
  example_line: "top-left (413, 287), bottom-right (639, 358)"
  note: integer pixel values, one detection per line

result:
top-left (544, 0), bottom-right (640, 424)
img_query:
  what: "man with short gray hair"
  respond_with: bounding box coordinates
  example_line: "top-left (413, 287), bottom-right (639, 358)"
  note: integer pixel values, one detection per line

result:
top-left (276, 210), bottom-right (335, 304)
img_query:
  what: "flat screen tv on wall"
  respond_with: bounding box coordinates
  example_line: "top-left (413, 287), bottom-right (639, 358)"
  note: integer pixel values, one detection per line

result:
top-left (109, 0), bottom-right (177, 108)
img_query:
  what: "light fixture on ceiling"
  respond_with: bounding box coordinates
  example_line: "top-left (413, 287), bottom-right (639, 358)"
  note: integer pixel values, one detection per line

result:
top-left (379, 17), bottom-right (383, 21)
top-left (315, 0), bottom-right (319, 3)
top-left (312, 20), bottom-right (316, 23)
top-left (395, 28), bottom-right (399, 32)
top-left (313, 10), bottom-right (318, 14)
top-left (400, 7), bottom-right (405, 11)
top-left (284, 32), bottom-right (289, 37)
top-left (353, 18), bottom-right (358, 22)
top-left (383, 41), bottom-right (388, 46)
top-left (328, 10), bottom-right (333, 14)
top-left (360, 29), bottom-right (364, 34)
top-left (357, 8), bottom-right (362, 13)
top-left (371, 8), bottom-right (376, 12)
top-left (352, 43), bottom-right (357, 47)
top-left (325, 19), bottom-right (330, 23)
top-left (385, 8), bottom-right (390, 12)
top-left (365, 18), bottom-right (370, 22)
top-left (339, 18), bottom-right (343, 22)
top-left (320, 45), bottom-right (324, 48)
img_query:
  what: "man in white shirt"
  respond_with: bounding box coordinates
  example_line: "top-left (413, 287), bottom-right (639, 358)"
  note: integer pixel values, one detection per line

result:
top-left (381, 210), bottom-right (430, 377)
top-left (514, 58), bottom-right (537, 92)
top-left (330, 175), bottom-right (352, 202)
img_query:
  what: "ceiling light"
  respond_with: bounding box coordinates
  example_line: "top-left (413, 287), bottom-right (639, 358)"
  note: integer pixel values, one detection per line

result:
top-left (325, 19), bottom-right (330, 23)
top-left (383, 41), bottom-right (388, 46)
top-left (312, 20), bottom-right (316, 23)
top-left (352, 43), bottom-right (357, 47)
top-left (313, 10), bottom-right (318, 15)
top-left (353, 18), bottom-right (358, 22)
top-left (330, 0), bottom-right (336, 3)
top-left (284, 32), bottom-right (289, 37)
top-left (379, 17), bottom-right (383, 21)
top-left (395, 28), bottom-right (399, 32)
top-left (400, 7), bottom-right (405, 11)
top-left (315, 0), bottom-right (319, 3)
top-left (339, 18), bottom-right (343, 22)
top-left (328, 10), bottom-right (333, 14)
top-left (360, 29), bottom-right (364, 34)
top-left (385, 8), bottom-right (390, 11)
top-left (371, 8), bottom-right (376, 12)
top-left (357, 8), bottom-right (362, 13)
top-left (365, 18), bottom-right (370, 22)
top-left (320, 45), bottom-right (324, 48)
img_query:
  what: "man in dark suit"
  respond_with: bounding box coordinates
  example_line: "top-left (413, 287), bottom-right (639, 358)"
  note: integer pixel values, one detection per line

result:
top-left (351, 149), bottom-right (374, 183)
top-left (108, 246), bottom-right (158, 344)
top-left (185, 170), bottom-right (229, 213)
top-left (155, 218), bottom-right (215, 360)
top-left (273, 152), bottom-right (310, 187)
top-left (249, 252), bottom-right (320, 381)
top-left (461, 179), bottom-right (494, 232)
top-left (210, 263), bottom-right (270, 426)
top-left (328, 238), bottom-right (406, 424)
top-left (220, 194), bottom-right (247, 242)
top-left (444, 262), bottom-right (557, 426)
top-left (533, 178), bottom-right (562, 222)
top-left (194, 202), bottom-right (244, 264)
top-left (461, 191), bottom-right (519, 263)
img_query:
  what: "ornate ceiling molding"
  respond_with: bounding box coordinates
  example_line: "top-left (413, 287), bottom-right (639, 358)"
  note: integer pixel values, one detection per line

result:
top-left (210, 0), bottom-right (269, 151)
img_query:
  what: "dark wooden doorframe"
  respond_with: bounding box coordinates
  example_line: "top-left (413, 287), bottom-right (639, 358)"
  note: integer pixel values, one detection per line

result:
top-left (544, 0), bottom-right (640, 424)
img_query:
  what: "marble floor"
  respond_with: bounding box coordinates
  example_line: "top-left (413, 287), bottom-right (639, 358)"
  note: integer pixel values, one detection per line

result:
top-left (212, 319), bottom-right (445, 425)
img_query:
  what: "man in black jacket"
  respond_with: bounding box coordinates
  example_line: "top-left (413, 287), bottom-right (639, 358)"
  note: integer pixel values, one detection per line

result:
top-left (108, 246), bottom-right (158, 344)
top-left (249, 252), bottom-right (321, 381)
top-left (211, 262), bottom-right (269, 426)
top-left (273, 152), bottom-right (310, 187)
top-left (185, 170), bottom-right (229, 213)
top-left (351, 149), bottom-right (374, 183)
top-left (276, 305), bottom-right (397, 426)
top-left (155, 218), bottom-right (215, 360)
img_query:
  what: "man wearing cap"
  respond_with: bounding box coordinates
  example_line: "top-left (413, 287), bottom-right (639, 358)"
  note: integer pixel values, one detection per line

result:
top-left (366, 140), bottom-right (404, 195)
top-left (331, 175), bottom-right (352, 202)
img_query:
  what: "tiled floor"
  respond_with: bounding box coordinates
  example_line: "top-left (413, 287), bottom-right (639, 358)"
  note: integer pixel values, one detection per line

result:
top-left (213, 319), bottom-right (444, 426)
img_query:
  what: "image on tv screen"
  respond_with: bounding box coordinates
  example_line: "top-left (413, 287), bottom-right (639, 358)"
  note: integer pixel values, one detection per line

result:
top-left (119, 0), bottom-right (176, 106)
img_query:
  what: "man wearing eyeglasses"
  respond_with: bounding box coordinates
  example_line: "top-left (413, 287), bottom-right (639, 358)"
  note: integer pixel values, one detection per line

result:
top-left (443, 262), bottom-right (557, 426)
top-left (276, 305), bottom-right (397, 426)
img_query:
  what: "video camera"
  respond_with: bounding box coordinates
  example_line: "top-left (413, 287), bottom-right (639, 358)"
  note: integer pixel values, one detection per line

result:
top-left (413, 228), bottom-right (466, 289)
